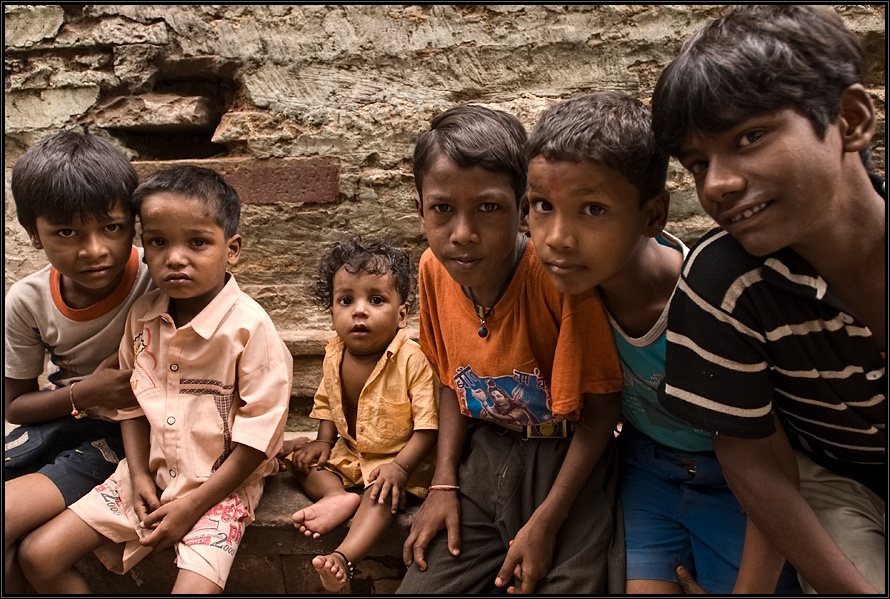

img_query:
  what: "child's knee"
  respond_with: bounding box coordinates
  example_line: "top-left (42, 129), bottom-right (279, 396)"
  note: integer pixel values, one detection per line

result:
top-left (17, 528), bottom-right (56, 581)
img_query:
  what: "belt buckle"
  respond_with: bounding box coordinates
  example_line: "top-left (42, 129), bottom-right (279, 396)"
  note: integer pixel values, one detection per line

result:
top-left (678, 455), bottom-right (697, 476)
top-left (523, 420), bottom-right (569, 440)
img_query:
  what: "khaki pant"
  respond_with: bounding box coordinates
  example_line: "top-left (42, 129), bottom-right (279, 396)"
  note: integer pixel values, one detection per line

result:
top-left (795, 450), bottom-right (885, 594)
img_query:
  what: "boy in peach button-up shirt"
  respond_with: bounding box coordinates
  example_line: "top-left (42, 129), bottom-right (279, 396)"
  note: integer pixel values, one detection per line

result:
top-left (18, 166), bottom-right (293, 594)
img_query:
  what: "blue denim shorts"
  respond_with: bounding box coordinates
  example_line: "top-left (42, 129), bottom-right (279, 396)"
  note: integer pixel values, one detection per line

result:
top-left (4, 416), bottom-right (124, 506)
top-left (618, 424), bottom-right (800, 594)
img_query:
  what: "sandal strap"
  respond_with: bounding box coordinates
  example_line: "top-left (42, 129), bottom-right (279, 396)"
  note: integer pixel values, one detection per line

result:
top-left (331, 549), bottom-right (355, 580)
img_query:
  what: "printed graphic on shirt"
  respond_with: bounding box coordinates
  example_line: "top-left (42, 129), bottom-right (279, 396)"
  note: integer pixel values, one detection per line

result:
top-left (453, 365), bottom-right (556, 426)
top-left (131, 327), bottom-right (158, 396)
top-left (184, 493), bottom-right (248, 556)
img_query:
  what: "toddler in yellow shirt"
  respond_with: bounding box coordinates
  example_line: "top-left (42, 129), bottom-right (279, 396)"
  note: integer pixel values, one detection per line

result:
top-left (282, 237), bottom-right (439, 592)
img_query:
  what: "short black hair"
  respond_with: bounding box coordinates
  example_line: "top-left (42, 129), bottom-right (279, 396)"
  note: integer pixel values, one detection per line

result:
top-left (413, 105), bottom-right (528, 205)
top-left (11, 131), bottom-right (138, 235)
top-left (313, 238), bottom-right (417, 310)
top-left (527, 92), bottom-right (668, 204)
top-left (652, 6), bottom-right (868, 165)
top-left (131, 166), bottom-right (241, 238)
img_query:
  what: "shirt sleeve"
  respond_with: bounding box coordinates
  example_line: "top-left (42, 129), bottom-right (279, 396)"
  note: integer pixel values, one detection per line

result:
top-left (4, 285), bottom-right (47, 380)
top-left (309, 354), bottom-right (335, 422)
top-left (406, 348), bottom-right (439, 431)
top-left (230, 319), bottom-right (293, 458)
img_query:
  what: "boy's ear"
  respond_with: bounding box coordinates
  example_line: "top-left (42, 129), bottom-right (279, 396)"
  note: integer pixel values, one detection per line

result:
top-left (28, 231), bottom-right (43, 250)
top-left (519, 196), bottom-right (529, 234)
top-left (642, 190), bottom-right (671, 238)
top-left (837, 84), bottom-right (876, 153)
top-left (397, 302), bottom-right (409, 329)
top-left (226, 233), bottom-right (242, 267)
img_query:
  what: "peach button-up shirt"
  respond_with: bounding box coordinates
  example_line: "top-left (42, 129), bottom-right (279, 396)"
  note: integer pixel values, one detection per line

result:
top-left (310, 328), bottom-right (439, 498)
top-left (117, 274), bottom-right (292, 519)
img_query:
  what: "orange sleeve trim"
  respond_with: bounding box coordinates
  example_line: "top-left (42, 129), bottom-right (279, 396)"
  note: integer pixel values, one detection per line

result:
top-left (51, 247), bottom-right (140, 322)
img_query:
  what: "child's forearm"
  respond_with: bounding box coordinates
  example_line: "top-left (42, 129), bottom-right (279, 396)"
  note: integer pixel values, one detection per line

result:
top-left (4, 377), bottom-right (73, 424)
top-left (121, 417), bottom-right (152, 478)
top-left (392, 429), bottom-right (437, 475)
top-left (533, 392), bottom-right (620, 529)
top-left (430, 387), bottom-right (469, 485)
top-left (315, 419), bottom-right (339, 444)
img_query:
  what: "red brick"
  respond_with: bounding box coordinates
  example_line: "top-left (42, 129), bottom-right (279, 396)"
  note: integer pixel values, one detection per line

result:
top-left (132, 157), bottom-right (340, 205)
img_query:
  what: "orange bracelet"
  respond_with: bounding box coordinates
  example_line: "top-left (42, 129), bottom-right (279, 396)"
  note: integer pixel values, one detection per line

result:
top-left (428, 484), bottom-right (460, 492)
top-left (69, 382), bottom-right (86, 419)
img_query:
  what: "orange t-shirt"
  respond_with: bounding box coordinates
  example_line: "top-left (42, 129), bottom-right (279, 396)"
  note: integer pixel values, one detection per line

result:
top-left (418, 240), bottom-right (622, 423)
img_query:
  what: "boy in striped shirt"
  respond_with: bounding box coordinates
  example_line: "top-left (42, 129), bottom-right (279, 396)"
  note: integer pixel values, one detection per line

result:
top-left (652, 6), bottom-right (885, 594)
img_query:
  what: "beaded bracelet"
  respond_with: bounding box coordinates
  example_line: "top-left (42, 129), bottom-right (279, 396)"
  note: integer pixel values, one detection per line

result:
top-left (428, 484), bottom-right (460, 492)
top-left (69, 382), bottom-right (86, 420)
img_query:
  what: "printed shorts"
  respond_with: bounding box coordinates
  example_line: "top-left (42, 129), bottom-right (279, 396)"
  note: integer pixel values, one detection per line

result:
top-left (69, 458), bottom-right (249, 589)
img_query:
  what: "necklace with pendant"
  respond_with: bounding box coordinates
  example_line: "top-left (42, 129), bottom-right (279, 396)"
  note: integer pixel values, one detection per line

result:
top-left (463, 235), bottom-right (529, 339)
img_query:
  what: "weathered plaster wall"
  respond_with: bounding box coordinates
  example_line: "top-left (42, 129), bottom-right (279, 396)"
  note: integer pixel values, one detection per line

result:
top-left (5, 4), bottom-right (886, 334)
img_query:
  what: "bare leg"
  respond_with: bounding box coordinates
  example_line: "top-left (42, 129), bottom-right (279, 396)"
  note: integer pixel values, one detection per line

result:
top-left (18, 508), bottom-right (111, 594)
top-left (625, 579), bottom-right (683, 594)
top-left (292, 468), bottom-right (361, 538)
top-left (172, 569), bottom-right (223, 594)
top-left (4, 473), bottom-right (66, 594)
top-left (313, 487), bottom-right (396, 592)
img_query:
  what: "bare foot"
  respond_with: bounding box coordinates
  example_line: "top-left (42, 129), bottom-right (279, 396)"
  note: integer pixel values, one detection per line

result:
top-left (313, 552), bottom-right (351, 592)
top-left (292, 493), bottom-right (361, 538)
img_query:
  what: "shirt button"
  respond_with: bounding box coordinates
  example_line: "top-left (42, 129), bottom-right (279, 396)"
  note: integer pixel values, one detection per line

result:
top-left (169, 469), bottom-right (176, 477)
top-left (866, 370), bottom-right (883, 381)
top-left (167, 417), bottom-right (175, 425)
top-left (170, 364), bottom-right (179, 372)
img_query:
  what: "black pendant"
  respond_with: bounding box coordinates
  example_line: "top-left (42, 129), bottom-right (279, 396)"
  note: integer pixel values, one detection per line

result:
top-left (478, 325), bottom-right (488, 338)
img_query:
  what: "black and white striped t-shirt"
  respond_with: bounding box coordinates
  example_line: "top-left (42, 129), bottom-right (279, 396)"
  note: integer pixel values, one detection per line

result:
top-left (658, 226), bottom-right (886, 497)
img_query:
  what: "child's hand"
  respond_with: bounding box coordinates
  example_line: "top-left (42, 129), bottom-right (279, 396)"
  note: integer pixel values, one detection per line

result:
top-left (367, 461), bottom-right (409, 514)
top-left (402, 488), bottom-right (461, 571)
top-left (291, 440), bottom-right (332, 474)
top-left (495, 516), bottom-right (556, 594)
top-left (138, 495), bottom-right (203, 551)
top-left (131, 473), bottom-right (160, 525)
top-left (277, 436), bottom-right (312, 471)
top-left (85, 353), bottom-right (137, 410)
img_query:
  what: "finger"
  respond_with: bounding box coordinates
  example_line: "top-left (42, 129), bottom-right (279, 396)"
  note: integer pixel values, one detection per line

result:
top-left (495, 554), bottom-right (518, 588)
top-left (97, 353), bottom-right (119, 369)
top-left (369, 481), bottom-right (379, 502)
top-left (412, 535), bottom-right (430, 570)
top-left (378, 481), bottom-right (393, 504)
top-left (391, 486), bottom-right (401, 514)
top-left (520, 571), bottom-right (537, 595)
top-left (676, 565), bottom-right (707, 594)
top-left (445, 514), bottom-right (461, 557)
top-left (402, 533), bottom-right (415, 567)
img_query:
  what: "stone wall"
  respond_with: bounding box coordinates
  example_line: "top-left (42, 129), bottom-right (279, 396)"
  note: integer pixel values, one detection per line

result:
top-left (5, 4), bottom-right (886, 334)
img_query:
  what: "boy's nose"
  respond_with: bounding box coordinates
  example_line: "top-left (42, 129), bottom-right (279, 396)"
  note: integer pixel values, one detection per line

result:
top-left (449, 215), bottom-right (479, 245)
top-left (165, 247), bottom-right (188, 268)
top-left (700, 158), bottom-right (746, 205)
top-left (544, 216), bottom-right (576, 251)
top-left (78, 233), bottom-right (109, 260)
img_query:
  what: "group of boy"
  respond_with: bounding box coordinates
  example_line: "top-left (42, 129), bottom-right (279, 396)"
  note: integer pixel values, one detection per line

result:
top-left (4, 5), bottom-right (884, 595)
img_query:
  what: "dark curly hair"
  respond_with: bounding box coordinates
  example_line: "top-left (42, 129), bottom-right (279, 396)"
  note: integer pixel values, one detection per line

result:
top-left (313, 238), bottom-right (417, 310)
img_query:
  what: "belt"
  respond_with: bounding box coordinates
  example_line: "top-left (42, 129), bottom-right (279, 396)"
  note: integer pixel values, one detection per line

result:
top-left (492, 419), bottom-right (572, 440)
top-left (676, 454), bottom-right (697, 476)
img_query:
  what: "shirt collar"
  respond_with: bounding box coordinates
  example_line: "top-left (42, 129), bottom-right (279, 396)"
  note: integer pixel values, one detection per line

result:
top-left (138, 273), bottom-right (241, 338)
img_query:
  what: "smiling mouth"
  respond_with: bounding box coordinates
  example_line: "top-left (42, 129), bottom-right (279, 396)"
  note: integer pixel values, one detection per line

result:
top-left (729, 202), bottom-right (768, 224)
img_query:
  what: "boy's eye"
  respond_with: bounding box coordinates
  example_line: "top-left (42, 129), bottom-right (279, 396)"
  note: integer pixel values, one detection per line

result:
top-left (146, 238), bottom-right (165, 247)
top-left (479, 202), bottom-right (499, 213)
top-left (738, 131), bottom-right (764, 148)
top-left (337, 297), bottom-right (353, 306)
top-left (192, 239), bottom-right (207, 247)
top-left (104, 224), bottom-right (122, 233)
top-left (582, 204), bottom-right (605, 217)
top-left (530, 200), bottom-right (552, 214)
top-left (686, 161), bottom-right (707, 176)
top-left (430, 203), bottom-right (452, 214)
top-left (370, 296), bottom-right (385, 306)
top-left (57, 229), bottom-right (76, 238)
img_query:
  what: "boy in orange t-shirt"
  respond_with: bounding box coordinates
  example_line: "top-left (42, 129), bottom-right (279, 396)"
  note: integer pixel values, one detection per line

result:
top-left (398, 105), bottom-right (624, 594)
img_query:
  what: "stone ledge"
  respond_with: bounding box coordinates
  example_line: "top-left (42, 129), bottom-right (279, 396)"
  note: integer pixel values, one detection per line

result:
top-left (75, 473), bottom-right (417, 594)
